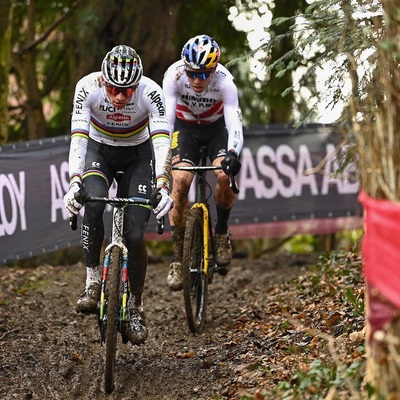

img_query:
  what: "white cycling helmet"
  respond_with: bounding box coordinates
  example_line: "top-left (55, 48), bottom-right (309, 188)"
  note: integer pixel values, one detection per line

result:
top-left (101, 45), bottom-right (143, 87)
top-left (181, 34), bottom-right (220, 70)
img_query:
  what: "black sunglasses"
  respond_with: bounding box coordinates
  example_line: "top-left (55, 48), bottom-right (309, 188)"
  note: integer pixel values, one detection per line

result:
top-left (185, 70), bottom-right (212, 80)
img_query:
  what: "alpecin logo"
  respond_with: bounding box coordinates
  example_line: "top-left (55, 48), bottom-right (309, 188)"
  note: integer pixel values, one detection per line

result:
top-left (106, 113), bottom-right (131, 122)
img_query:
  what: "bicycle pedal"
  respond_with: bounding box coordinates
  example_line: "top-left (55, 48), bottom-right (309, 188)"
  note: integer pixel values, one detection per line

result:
top-left (207, 269), bottom-right (214, 284)
top-left (120, 322), bottom-right (129, 344)
top-left (121, 333), bottom-right (129, 345)
top-left (215, 265), bottom-right (230, 276)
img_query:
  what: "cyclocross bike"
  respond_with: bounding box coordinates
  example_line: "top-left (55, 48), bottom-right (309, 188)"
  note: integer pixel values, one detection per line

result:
top-left (70, 171), bottom-right (164, 394)
top-left (172, 148), bottom-right (239, 334)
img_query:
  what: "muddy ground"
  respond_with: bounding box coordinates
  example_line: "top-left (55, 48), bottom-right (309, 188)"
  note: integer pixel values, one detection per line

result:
top-left (1, 248), bottom-right (358, 400)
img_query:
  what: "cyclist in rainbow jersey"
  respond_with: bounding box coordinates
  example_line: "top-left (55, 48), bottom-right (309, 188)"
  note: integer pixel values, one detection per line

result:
top-left (64, 45), bottom-right (173, 345)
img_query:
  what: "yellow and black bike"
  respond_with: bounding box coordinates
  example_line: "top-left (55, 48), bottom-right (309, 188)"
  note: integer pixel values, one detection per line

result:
top-left (173, 147), bottom-right (239, 333)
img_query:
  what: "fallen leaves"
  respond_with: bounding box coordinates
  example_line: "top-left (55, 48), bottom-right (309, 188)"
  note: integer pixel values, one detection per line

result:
top-left (214, 249), bottom-right (366, 399)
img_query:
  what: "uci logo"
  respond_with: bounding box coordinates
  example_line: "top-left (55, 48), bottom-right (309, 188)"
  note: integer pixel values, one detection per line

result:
top-left (138, 184), bottom-right (147, 194)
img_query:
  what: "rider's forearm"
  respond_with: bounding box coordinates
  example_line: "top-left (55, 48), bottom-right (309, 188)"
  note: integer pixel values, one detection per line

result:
top-left (224, 105), bottom-right (244, 156)
top-left (68, 133), bottom-right (89, 185)
top-left (153, 139), bottom-right (172, 191)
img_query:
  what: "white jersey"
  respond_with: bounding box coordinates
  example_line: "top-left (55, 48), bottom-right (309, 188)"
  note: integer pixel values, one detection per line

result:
top-left (68, 72), bottom-right (171, 188)
top-left (162, 61), bottom-right (243, 155)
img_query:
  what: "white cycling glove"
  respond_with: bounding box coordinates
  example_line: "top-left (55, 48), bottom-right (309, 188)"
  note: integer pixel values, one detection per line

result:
top-left (153, 188), bottom-right (173, 220)
top-left (63, 182), bottom-right (83, 218)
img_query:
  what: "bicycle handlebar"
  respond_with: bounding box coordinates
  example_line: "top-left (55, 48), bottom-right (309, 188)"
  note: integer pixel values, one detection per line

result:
top-left (69, 193), bottom-right (164, 234)
top-left (172, 165), bottom-right (240, 194)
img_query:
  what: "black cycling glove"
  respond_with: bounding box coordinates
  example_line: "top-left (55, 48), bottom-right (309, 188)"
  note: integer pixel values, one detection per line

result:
top-left (221, 150), bottom-right (241, 176)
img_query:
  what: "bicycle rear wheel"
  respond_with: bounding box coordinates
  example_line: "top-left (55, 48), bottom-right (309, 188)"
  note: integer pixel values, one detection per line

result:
top-left (182, 207), bottom-right (208, 333)
top-left (104, 246), bottom-right (122, 394)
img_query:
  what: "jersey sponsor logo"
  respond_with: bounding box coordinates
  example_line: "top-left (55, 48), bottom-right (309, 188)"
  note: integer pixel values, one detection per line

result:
top-left (138, 183), bottom-right (147, 194)
top-left (106, 113), bottom-right (131, 122)
top-left (99, 104), bottom-right (116, 112)
top-left (236, 108), bottom-right (243, 121)
top-left (71, 118), bottom-right (88, 124)
top-left (74, 87), bottom-right (89, 114)
top-left (181, 94), bottom-right (217, 108)
top-left (148, 90), bottom-right (166, 116)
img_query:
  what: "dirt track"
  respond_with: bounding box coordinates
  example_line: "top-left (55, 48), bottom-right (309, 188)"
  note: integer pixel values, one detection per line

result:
top-left (0, 252), bottom-right (323, 400)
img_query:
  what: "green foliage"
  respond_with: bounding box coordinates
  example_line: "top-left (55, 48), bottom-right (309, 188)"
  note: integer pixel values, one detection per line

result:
top-left (246, 0), bottom-right (382, 126)
top-left (146, 240), bottom-right (173, 257)
top-left (344, 286), bottom-right (364, 317)
top-left (16, 278), bottom-right (49, 295)
top-left (6, 0), bottom-right (256, 141)
top-left (284, 234), bottom-right (320, 253)
top-left (273, 358), bottom-right (365, 400)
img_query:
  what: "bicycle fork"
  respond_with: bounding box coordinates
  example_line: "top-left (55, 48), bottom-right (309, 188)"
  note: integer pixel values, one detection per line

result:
top-left (192, 203), bottom-right (210, 275)
top-left (98, 207), bottom-right (130, 342)
top-left (99, 245), bottom-right (129, 317)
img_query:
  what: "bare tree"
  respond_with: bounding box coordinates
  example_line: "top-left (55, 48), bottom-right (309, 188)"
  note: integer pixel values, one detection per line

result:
top-left (0, 0), bottom-right (12, 144)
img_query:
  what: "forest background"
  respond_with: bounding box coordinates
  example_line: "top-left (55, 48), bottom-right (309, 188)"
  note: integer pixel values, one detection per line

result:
top-left (0, 0), bottom-right (324, 145)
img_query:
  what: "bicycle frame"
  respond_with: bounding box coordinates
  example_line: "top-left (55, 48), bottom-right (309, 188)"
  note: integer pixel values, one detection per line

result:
top-left (173, 151), bottom-right (239, 333)
top-left (192, 202), bottom-right (210, 274)
top-left (174, 163), bottom-right (220, 273)
top-left (80, 194), bottom-right (159, 337)
top-left (99, 202), bottom-right (130, 326)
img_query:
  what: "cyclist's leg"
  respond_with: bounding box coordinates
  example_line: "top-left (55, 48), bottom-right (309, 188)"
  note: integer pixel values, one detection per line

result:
top-left (124, 206), bottom-right (150, 308)
top-left (119, 140), bottom-right (153, 344)
top-left (213, 155), bottom-right (236, 231)
top-left (77, 140), bottom-right (113, 312)
top-left (168, 128), bottom-right (198, 290)
top-left (119, 140), bottom-right (153, 299)
top-left (209, 125), bottom-right (236, 268)
top-left (169, 164), bottom-right (194, 261)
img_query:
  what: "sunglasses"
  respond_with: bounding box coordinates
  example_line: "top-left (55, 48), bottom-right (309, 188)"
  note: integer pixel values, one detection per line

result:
top-left (185, 70), bottom-right (212, 80)
top-left (105, 84), bottom-right (136, 97)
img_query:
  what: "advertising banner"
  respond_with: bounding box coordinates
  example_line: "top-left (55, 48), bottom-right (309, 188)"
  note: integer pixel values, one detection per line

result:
top-left (0, 125), bottom-right (361, 265)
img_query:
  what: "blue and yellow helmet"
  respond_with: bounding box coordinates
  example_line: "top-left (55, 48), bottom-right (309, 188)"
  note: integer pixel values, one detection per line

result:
top-left (181, 34), bottom-right (220, 70)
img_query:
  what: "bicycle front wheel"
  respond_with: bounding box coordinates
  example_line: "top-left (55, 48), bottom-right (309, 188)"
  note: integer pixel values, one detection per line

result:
top-left (104, 246), bottom-right (122, 394)
top-left (182, 207), bottom-right (208, 333)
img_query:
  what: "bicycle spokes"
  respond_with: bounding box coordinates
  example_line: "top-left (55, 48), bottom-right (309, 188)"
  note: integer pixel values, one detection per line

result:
top-left (182, 208), bottom-right (208, 333)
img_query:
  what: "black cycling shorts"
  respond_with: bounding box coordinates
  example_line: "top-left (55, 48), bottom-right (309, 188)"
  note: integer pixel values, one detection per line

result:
top-left (83, 138), bottom-right (154, 199)
top-left (171, 117), bottom-right (228, 166)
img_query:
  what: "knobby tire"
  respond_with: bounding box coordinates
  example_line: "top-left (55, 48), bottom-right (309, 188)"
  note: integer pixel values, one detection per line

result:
top-left (104, 246), bottom-right (122, 394)
top-left (182, 208), bottom-right (208, 333)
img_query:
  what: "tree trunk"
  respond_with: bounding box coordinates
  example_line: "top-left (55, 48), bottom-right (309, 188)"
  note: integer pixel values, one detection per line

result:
top-left (13, 0), bottom-right (47, 139)
top-left (268, 0), bottom-right (308, 123)
top-left (21, 49), bottom-right (47, 140)
top-left (0, 0), bottom-right (13, 144)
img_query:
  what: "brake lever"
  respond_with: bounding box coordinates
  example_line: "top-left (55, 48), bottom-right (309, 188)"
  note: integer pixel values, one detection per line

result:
top-left (69, 190), bottom-right (84, 231)
top-left (157, 217), bottom-right (164, 235)
top-left (229, 174), bottom-right (240, 194)
top-left (70, 215), bottom-right (78, 231)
